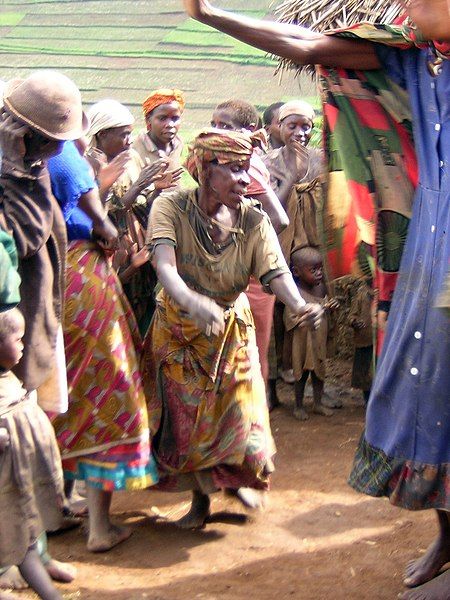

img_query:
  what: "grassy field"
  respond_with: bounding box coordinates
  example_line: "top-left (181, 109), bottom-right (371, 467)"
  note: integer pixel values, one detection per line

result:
top-left (0, 0), bottom-right (319, 134)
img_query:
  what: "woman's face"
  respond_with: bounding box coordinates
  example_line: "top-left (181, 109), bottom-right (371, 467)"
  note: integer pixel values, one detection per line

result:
top-left (206, 159), bottom-right (251, 209)
top-left (97, 125), bottom-right (132, 159)
top-left (145, 102), bottom-right (182, 145)
top-left (280, 114), bottom-right (313, 148)
top-left (24, 129), bottom-right (64, 161)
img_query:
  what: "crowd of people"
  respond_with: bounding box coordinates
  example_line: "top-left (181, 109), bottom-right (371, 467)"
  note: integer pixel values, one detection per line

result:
top-left (0, 0), bottom-right (448, 599)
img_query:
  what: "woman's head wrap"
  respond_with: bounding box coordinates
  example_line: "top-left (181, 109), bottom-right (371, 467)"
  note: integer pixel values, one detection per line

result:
top-left (142, 89), bottom-right (185, 118)
top-left (185, 128), bottom-right (266, 184)
top-left (86, 99), bottom-right (134, 146)
top-left (279, 100), bottom-right (315, 123)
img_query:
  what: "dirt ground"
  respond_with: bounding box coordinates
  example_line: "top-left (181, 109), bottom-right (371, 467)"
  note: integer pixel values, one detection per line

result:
top-left (20, 359), bottom-right (436, 600)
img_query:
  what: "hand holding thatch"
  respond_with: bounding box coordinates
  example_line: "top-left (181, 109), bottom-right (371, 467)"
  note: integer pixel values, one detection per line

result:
top-left (402, 0), bottom-right (450, 41)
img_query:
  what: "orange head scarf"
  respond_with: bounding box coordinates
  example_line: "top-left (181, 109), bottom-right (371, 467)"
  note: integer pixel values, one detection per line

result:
top-left (142, 88), bottom-right (185, 117)
top-left (185, 128), bottom-right (267, 184)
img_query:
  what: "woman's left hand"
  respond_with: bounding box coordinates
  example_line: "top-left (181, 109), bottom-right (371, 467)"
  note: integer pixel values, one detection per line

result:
top-left (297, 302), bottom-right (324, 330)
top-left (154, 167), bottom-right (184, 191)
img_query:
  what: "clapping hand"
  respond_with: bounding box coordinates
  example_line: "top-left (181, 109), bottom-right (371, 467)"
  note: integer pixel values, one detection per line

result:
top-left (154, 167), bottom-right (184, 191)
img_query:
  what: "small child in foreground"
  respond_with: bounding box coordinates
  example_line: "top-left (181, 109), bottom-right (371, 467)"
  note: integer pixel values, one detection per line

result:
top-left (284, 247), bottom-right (339, 421)
top-left (349, 277), bottom-right (374, 404)
top-left (0, 308), bottom-right (65, 600)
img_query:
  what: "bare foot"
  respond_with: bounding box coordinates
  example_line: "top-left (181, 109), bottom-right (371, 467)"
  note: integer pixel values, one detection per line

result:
top-left (322, 393), bottom-right (343, 409)
top-left (0, 567), bottom-right (27, 590)
top-left (176, 492), bottom-right (210, 530)
top-left (45, 559), bottom-right (77, 583)
top-left (87, 524), bottom-right (132, 553)
top-left (226, 487), bottom-right (266, 509)
top-left (404, 536), bottom-right (450, 587)
top-left (399, 569), bottom-right (450, 599)
top-left (313, 404), bottom-right (334, 417)
top-left (293, 407), bottom-right (309, 421)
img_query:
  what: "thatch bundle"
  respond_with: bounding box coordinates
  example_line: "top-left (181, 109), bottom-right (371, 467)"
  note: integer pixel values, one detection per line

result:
top-left (274, 0), bottom-right (403, 32)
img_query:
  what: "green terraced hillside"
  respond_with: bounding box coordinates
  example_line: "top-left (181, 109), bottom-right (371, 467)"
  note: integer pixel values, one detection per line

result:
top-left (0, 0), bottom-right (318, 135)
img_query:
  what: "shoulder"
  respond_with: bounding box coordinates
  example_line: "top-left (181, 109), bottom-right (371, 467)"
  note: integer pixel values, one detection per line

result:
top-left (241, 197), bottom-right (269, 232)
top-left (153, 188), bottom-right (193, 214)
top-left (262, 147), bottom-right (282, 165)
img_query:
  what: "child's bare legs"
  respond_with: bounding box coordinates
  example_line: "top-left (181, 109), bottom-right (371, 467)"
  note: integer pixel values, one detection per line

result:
top-left (294, 371), bottom-right (309, 421)
top-left (38, 533), bottom-right (76, 583)
top-left (17, 544), bottom-right (61, 600)
top-left (85, 487), bottom-right (131, 552)
top-left (311, 372), bottom-right (333, 416)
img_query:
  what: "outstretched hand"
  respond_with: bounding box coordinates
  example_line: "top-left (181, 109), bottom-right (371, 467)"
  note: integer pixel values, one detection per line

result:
top-left (154, 167), bottom-right (184, 191)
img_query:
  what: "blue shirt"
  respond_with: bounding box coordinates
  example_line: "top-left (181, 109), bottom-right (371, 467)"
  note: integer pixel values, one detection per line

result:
top-left (48, 141), bottom-right (95, 241)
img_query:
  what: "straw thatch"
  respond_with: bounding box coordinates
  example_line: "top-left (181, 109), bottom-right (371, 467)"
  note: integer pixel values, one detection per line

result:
top-left (272, 0), bottom-right (403, 75)
top-left (274, 0), bottom-right (403, 32)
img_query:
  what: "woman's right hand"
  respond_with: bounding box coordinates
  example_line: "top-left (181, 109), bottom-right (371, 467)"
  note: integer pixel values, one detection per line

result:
top-left (97, 150), bottom-right (131, 191)
top-left (289, 139), bottom-right (310, 181)
top-left (188, 292), bottom-right (225, 336)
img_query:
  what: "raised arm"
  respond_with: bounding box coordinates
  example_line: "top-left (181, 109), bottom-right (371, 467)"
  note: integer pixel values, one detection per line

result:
top-left (183, 0), bottom-right (380, 70)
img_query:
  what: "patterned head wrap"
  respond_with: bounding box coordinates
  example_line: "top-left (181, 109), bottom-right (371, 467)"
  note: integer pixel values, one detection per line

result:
top-left (142, 89), bottom-right (185, 118)
top-left (86, 99), bottom-right (134, 147)
top-left (279, 100), bottom-right (315, 123)
top-left (185, 128), bottom-right (267, 184)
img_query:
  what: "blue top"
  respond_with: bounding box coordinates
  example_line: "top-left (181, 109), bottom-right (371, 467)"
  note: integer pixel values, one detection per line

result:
top-left (48, 141), bottom-right (95, 241)
top-left (365, 46), bottom-right (450, 465)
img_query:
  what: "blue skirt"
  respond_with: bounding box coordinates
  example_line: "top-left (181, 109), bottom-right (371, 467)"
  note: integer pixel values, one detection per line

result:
top-left (349, 182), bottom-right (450, 510)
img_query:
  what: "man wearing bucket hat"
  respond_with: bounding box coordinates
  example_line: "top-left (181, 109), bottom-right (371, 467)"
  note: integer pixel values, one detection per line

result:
top-left (183, 1), bottom-right (450, 598)
top-left (0, 70), bottom-right (93, 595)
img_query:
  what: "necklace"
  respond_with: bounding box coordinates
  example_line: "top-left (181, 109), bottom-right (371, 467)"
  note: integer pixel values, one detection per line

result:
top-left (427, 43), bottom-right (444, 78)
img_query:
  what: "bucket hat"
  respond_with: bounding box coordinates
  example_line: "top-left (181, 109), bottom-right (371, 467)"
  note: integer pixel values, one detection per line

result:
top-left (3, 70), bottom-right (88, 141)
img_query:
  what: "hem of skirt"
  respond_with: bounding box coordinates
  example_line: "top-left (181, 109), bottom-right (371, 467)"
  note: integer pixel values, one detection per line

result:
top-left (63, 460), bottom-right (159, 492)
top-left (154, 462), bottom-right (272, 494)
top-left (348, 434), bottom-right (450, 511)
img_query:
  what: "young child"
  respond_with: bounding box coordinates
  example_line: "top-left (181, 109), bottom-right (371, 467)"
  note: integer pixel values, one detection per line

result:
top-left (0, 308), bottom-right (65, 600)
top-left (349, 277), bottom-right (374, 404)
top-left (284, 247), bottom-right (338, 421)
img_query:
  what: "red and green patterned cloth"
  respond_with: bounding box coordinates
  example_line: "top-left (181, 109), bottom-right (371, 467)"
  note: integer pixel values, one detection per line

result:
top-left (319, 23), bottom-right (449, 319)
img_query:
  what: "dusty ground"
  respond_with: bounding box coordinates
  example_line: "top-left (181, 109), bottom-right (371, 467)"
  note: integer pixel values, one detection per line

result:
top-left (19, 359), bottom-right (437, 600)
